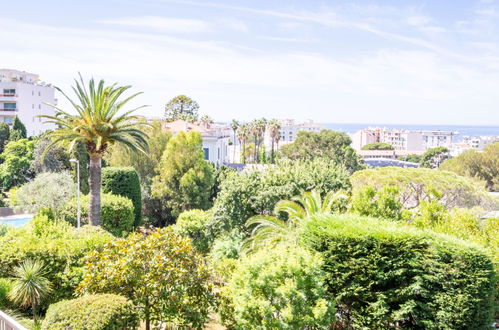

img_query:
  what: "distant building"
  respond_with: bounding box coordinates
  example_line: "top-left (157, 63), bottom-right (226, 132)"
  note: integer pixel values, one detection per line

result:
top-left (352, 127), bottom-right (455, 153)
top-left (162, 119), bottom-right (230, 165)
top-left (450, 135), bottom-right (498, 156)
top-left (363, 158), bottom-right (420, 168)
top-left (275, 119), bottom-right (324, 144)
top-left (0, 69), bottom-right (57, 136)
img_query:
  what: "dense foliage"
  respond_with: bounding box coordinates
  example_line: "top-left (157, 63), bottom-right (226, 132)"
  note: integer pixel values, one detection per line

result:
top-left (0, 139), bottom-right (35, 191)
top-left (222, 244), bottom-right (336, 329)
top-left (351, 166), bottom-right (495, 209)
top-left (362, 142), bottom-right (394, 150)
top-left (174, 209), bottom-right (212, 253)
top-left (0, 122), bottom-right (10, 154)
top-left (61, 193), bottom-right (134, 236)
top-left (278, 130), bottom-right (364, 172)
top-left (350, 185), bottom-right (403, 220)
top-left (211, 158), bottom-right (351, 236)
top-left (102, 167), bottom-right (142, 226)
top-left (302, 214), bottom-right (496, 329)
top-left (0, 215), bottom-right (113, 306)
top-left (152, 131), bottom-right (214, 223)
top-left (9, 172), bottom-right (75, 214)
top-left (30, 135), bottom-right (71, 174)
top-left (42, 294), bottom-right (139, 330)
top-left (78, 227), bottom-right (214, 329)
top-left (441, 142), bottom-right (499, 191)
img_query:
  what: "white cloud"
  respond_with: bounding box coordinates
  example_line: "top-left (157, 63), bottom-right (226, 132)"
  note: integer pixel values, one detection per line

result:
top-left (98, 16), bottom-right (212, 34)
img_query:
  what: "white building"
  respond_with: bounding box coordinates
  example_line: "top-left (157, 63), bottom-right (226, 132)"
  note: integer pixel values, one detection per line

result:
top-left (352, 127), bottom-right (455, 153)
top-left (0, 69), bottom-right (57, 136)
top-left (162, 120), bottom-right (230, 165)
top-left (275, 119), bottom-right (324, 145)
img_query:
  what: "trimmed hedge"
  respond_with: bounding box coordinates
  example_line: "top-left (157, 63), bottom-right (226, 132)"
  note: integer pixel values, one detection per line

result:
top-left (302, 214), bottom-right (496, 329)
top-left (102, 167), bottom-right (142, 227)
top-left (61, 193), bottom-right (134, 236)
top-left (42, 294), bottom-right (139, 330)
top-left (0, 215), bottom-right (113, 306)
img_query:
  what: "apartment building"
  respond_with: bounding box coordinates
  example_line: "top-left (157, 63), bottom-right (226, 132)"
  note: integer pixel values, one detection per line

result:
top-left (0, 69), bottom-right (57, 136)
top-left (352, 127), bottom-right (455, 153)
top-left (276, 119), bottom-right (324, 144)
top-left (162, 119), bottom-right (230, 165)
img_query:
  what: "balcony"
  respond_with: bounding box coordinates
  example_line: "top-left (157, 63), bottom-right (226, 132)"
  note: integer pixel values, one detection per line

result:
top-left (0, 108), bottom-right (16, 111)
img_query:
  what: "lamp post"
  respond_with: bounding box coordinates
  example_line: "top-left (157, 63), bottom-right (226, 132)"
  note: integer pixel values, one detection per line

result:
top-left (69, 159), bottom-right (81, 229)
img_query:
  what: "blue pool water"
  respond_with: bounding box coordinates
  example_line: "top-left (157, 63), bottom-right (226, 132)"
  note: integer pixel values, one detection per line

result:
top-left (0, 215), bottom-right (33, 228)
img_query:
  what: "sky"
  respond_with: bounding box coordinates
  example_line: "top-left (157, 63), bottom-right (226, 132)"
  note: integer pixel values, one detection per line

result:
top-left (1, 0), bottom-right (499, 125)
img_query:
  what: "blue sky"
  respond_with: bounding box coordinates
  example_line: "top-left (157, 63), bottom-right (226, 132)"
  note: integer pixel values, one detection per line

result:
top-left (2, 0), bottom-right (499, 125)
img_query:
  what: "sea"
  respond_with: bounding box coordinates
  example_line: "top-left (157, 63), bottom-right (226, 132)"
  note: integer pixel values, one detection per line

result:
top-left (323, 123), bottom-right (499, 142)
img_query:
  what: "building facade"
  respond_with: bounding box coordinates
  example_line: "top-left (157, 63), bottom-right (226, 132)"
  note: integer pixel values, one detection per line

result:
top-left (0, 69), bottom-right (57, 136)
top-left (162, 119), bottom-right (230, 165)
top-left (352, 127), bottom-right (455, 153)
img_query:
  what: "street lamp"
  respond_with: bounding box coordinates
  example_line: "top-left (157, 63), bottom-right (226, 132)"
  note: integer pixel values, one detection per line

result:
top-left (69, 159), bottom-right (81, 229)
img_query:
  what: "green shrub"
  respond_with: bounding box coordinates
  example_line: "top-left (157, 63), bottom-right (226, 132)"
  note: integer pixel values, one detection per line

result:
top-left (173, 209), bottom-right (212, 253)
top-left (102, 167), bottom-right (142, 227)
top-left (0, 278), bottom-right (12, 308)
top-left (0, 215), bottom-right (113, 307)
top-left (211, 158), bottom-right (351, 236)
top-left (42, 294), bottom-right (139, 330)
top-left (209, 230), bottom-right (245, 261)
top-left (302, 214), bottom-right (496, 329)
top-left (350, 185), bottom-right (403, 220)
top-left (61, 193), bottom-right (134, 236)
top-left (0, 224), bottom-right (9, 237)
top-left (221, 244), bottom-right (336, 328)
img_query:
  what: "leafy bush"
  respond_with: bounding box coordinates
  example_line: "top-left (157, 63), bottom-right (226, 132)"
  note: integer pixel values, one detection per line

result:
top-left (0, 215), bottom-right (113, 307)
top-left (0, 278), bottom-right (12, 308)
top-left (0, 139), bottom-right (35, 191)
top-left (302, 214), bottom-right (496, 329)
top-left (9, 172), bottom-right (76, 214)
top-left (102, 167), bottom-right (142, 227)
top-left (211, 158), bottom-right (351, 236)
top-left (173, 209), bottom-right (212, 253)
top-left (221, 244), bottom-right (336, 328)
top-left (351, 166), bottom-right (496, 209)
top-left (0, 224), bottom-right (9, 237)
top-left (61, 193), bottom-right (134, 236)
top-left (42, 294), bottom-right (139, 330)
top-left (350, 185), bottom-right (404, 220)
top-left (78, 227), bottom-right (215, 329)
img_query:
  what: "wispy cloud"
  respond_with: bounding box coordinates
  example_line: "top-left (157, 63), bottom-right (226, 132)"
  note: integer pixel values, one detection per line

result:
top-left (98, 16), bottom-right (212, 34)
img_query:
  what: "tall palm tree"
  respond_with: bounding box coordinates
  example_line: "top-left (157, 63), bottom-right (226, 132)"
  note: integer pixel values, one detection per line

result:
top-left (9, 259), bottom-right (52, 321)
top-left (267, 119), bottom-right (281, 163)
top-left (237, 124), bottom-right (250, 164)
top-left (243, 190), bottom-right (347, 252)
top-left (41, 75), bottom-right (149, 226)
top-left (230, 119), bottom-right (239, 162)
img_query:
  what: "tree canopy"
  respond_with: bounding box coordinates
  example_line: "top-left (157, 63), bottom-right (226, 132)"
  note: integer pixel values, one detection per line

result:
top-left (420, 146), bottom-right (449, 168)
top-left (361, 142), bottom-right (394, 150)
top-left (0, 138), bottom-right (35, 191)
top-left (440, 142), bottom-right (499, 191)
top-left (164, 95), bottom-right (200, 122)
top-left (279, 130), bottom-right (364, 172)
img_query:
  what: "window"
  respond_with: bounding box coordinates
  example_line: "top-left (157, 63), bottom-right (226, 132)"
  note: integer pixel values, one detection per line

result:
top-left (217, 147), bottom-right (220, 159)
top-left (32, 104), bottom-right (34, 109)
top-left (4, 117), bottom-right (13, 124)
top-left (38, 91), bottom-right (41, 97)
top-left (38, 104), bottom-right (41, 109)
top-left (2, 89), bottom-right (15, 95)
top-left (203, 148), bottom-right (209, 160)
top-left (32, 90), bottom-right (34, 96)
top-left (3, 103), bottom-right (16, 110)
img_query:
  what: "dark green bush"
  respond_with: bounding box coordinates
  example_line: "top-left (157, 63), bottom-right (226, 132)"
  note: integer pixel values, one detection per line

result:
top-left (102, 167), bottom-right (142, 226)
top-left (211, 158), bottom-right (351, 236)
top-left (174, 209), bottom-right (212, 253)
top-left (42, 294), bottom-right (139, 330)
top-left (302, 214), bottom-right (496, 329)
top-left (61, 193), bottom-right (134, 236)
top-left (0, 278), bottom-right (12, 308)
top-left (0, 215), bottom-right (113, 307)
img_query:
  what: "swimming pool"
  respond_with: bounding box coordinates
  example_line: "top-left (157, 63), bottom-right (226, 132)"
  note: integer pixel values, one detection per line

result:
top-left (0, 215), bottom-right (33, 228)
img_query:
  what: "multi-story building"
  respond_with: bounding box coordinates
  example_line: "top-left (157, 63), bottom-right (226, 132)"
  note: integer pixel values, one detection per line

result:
top-left (0, 69), bottom-right (57, 136)
top-left (352, 127), bottom-right (455, 153)
top-left (162, 119), bottom-right (230, 165)
top-left (276, 119), bottom-right (324, 144)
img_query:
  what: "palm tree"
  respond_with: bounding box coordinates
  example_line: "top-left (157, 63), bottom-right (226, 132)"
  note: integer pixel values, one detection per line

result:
top-left (9, 260), bottom-right (52, 321)
top-left (267, 119), bottom-right (281, 163)
top-left (237, 124), bottom-right (250, 164)
top-left (230, 119), bottom-right (239, 162)
top-left (41, 75), bottom-right (149, 226)
top-left (243, 190), bottom-right (347, 252)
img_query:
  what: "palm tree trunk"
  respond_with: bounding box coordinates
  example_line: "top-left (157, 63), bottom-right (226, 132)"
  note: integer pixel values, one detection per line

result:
top-left (233, 131), bottom-right (236, 162)
top-left (271, 140), bottom-right (275, 164)
top-left (89, 154), bottom-right (102, 226)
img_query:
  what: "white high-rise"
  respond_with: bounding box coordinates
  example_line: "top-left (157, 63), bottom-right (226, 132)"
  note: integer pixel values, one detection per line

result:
top-left (0, 69), bottom-right (57, 136)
